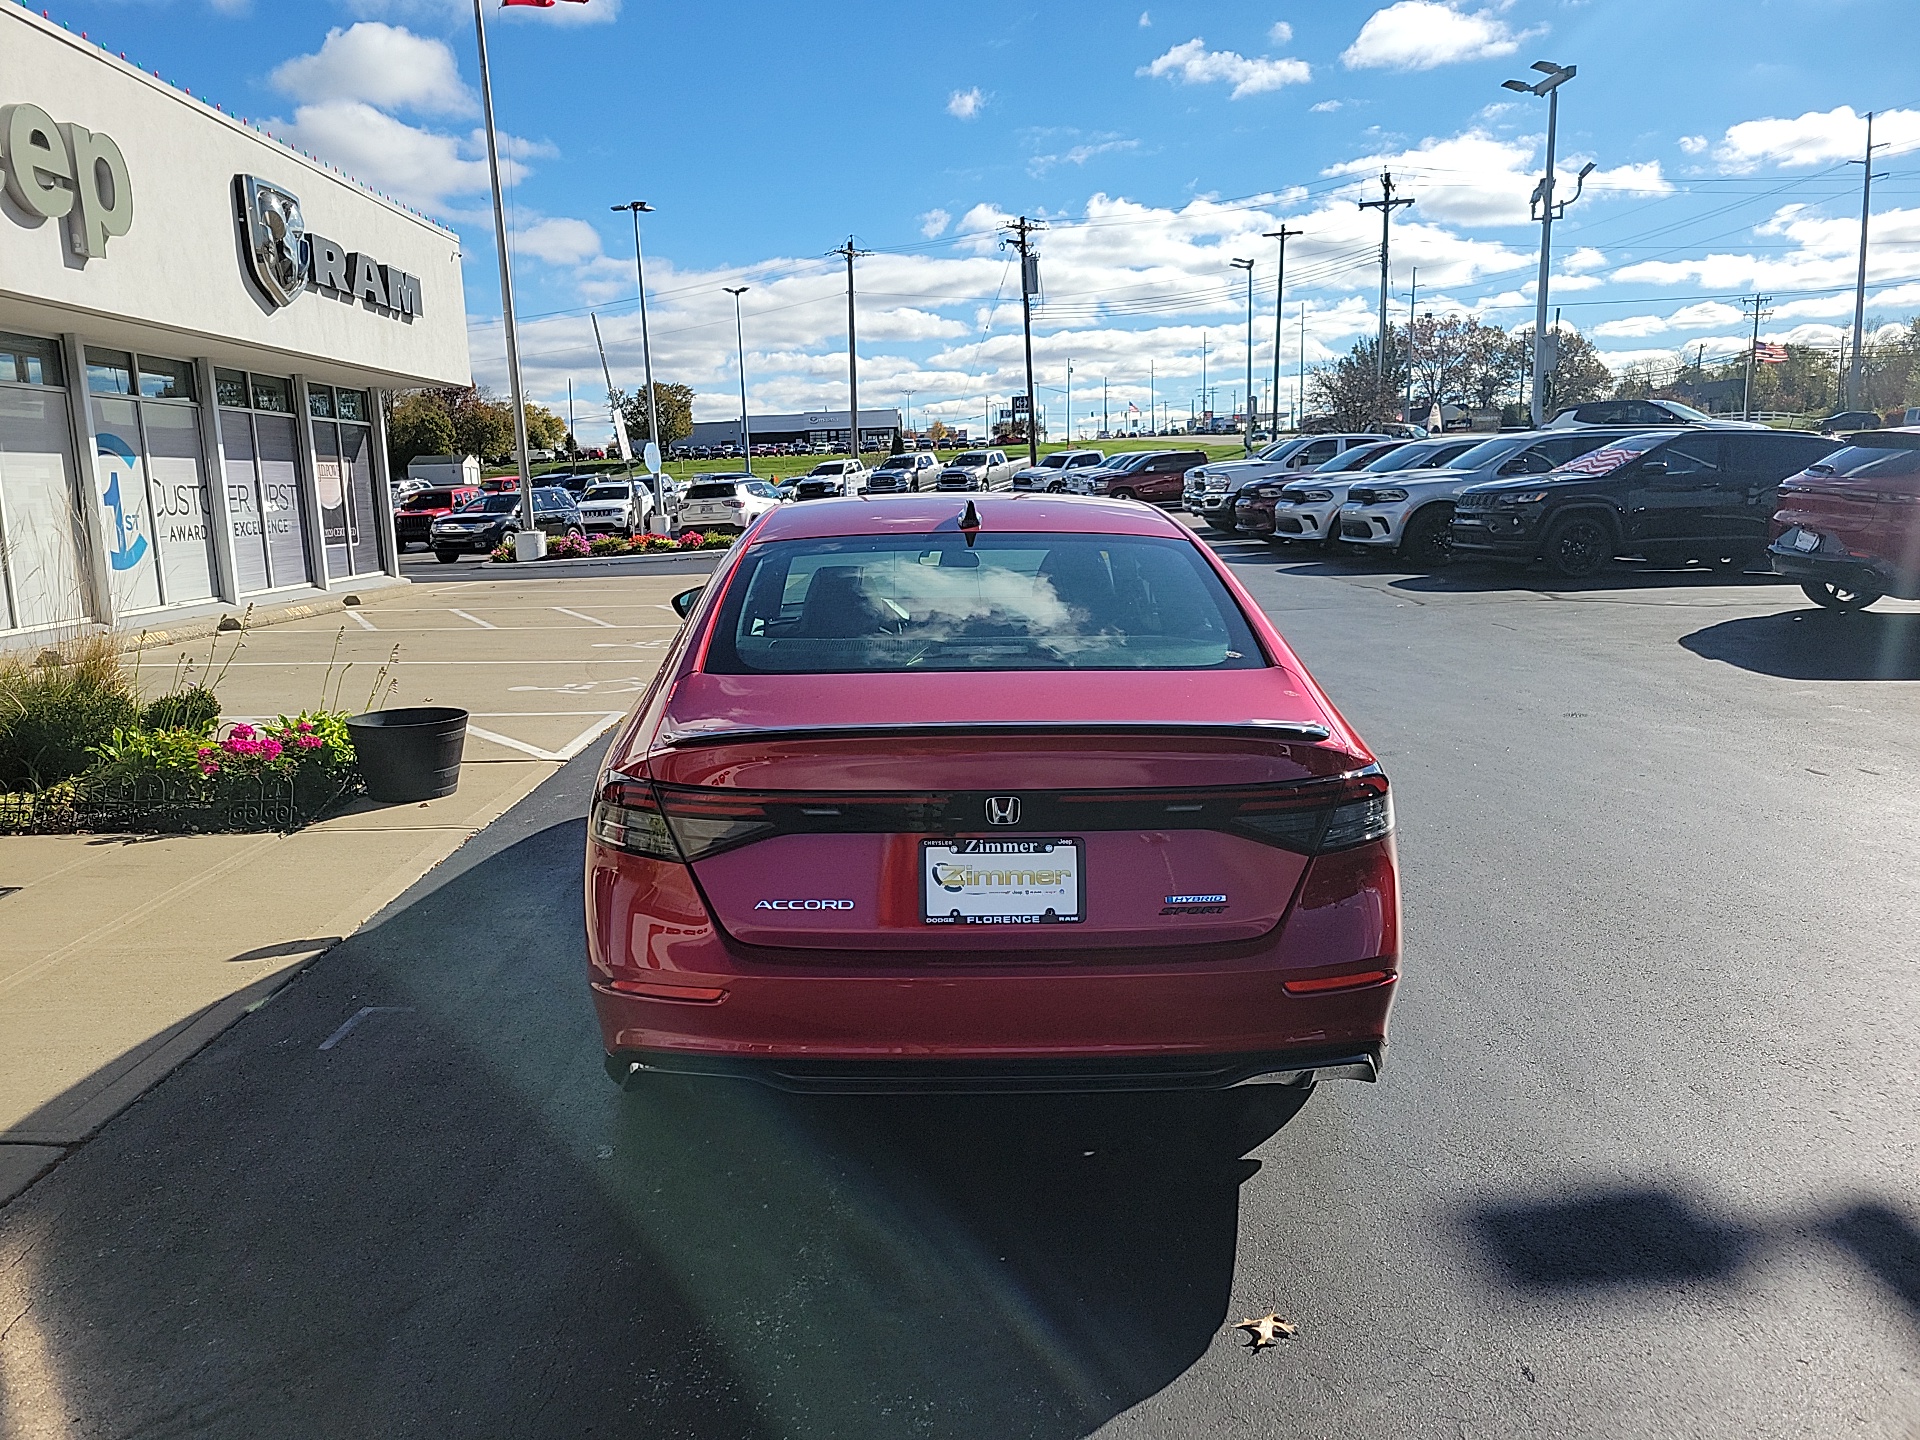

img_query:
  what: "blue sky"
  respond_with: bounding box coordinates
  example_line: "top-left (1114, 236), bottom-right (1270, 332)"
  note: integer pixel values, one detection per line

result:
top-left (33, 0), bottom-right (1920, 439)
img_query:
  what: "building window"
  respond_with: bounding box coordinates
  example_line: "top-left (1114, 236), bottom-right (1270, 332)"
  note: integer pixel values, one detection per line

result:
top-left (88, 350), bottom-right (218, 613)
top-left (218, 372), bottom-right (313, 595)
top-left (0, 333), bottom-right (88, 633)
top-left (309, 383), bottom-right (383, 579)
top-left (0, 332), bottom-right (64, 389)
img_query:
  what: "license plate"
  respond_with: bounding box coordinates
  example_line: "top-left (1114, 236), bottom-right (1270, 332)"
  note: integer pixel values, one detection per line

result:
top-left (1794, 529), bottom-right (1820, 552)
top-left (921, 838), bottom-right (1083, 926)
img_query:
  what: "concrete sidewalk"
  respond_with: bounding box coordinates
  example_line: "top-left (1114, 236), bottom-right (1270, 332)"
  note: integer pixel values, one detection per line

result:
top-left (0, 560), bottom-right (717, 1204)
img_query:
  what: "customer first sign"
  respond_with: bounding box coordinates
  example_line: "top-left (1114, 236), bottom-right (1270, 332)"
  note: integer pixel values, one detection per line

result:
top-left (0, 102), bottom-right (134, 259)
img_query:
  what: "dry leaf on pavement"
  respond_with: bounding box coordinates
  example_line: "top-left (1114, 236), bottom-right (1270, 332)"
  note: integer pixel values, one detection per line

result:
top-left (1234, 1314), bottom-right (1298, 1350)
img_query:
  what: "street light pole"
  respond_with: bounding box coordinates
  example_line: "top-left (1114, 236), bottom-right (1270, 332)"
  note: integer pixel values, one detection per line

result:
top-left (612, 200), bottom-right (663, 524)
top-left (470, 0), bottom-right (538, 556)
top-left (1502, 61), bottom-right (1594, 425)
top-left (1847, 112), bottom-right (1887, 410)
top-left (829, 237), bottom-right (872, 458)
top-left (1230, 257), bottom-right (1255, 455)
top-left (724, 286), bottom-right (751, 475)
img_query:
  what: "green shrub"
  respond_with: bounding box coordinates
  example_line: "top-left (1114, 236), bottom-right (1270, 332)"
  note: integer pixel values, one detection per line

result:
top-left (0, 665), bottom-right (138, 789)
top-left (139, 686), bottom-right (220, 734)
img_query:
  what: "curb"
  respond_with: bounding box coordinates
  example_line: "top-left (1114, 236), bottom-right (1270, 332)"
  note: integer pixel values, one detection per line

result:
top-left (126, 577), bottom-right (414, 653)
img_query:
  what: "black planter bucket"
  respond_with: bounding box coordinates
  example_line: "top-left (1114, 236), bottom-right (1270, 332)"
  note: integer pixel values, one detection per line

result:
top-left (345, 707), bottom-right (469, 803)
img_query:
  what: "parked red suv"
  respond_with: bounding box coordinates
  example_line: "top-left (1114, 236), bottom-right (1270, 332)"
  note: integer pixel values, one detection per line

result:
top-left (1769, 427), bottom-right (1920, 609)
top-left (1077, 449), bottom-right (1208, 504)
top-left (394, 485), bottom-right (481, 550)
top-left (586, 494), bottom-right (1399, 1096)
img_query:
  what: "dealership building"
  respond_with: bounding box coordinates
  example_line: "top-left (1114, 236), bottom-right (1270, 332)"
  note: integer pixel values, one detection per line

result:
top-left (0, 5), bottom-right (469, 642)
top-left (685, 407), bottom-right (902, 453)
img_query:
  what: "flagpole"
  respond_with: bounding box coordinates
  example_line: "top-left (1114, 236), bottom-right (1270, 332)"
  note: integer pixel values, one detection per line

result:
top-left (472, 0), bottom-right (541, 557)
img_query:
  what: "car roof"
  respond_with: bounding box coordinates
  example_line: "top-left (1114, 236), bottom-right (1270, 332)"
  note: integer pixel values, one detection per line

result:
top-left (749, 493), bottom-right (1191, 542)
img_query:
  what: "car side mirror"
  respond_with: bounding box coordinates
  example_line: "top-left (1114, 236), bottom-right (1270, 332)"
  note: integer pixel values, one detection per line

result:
top-left (671, 586), bottom-right (704, 619)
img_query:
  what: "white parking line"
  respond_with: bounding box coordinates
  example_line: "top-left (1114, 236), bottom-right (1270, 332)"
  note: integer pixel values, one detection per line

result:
top-left (449, 609), bottom-right (497, 629)
top-left (465, 712), bottom-right (623, 761)
top-left (553, 606), bottom-right (617, 628)
top-left (346, 609), bottom-right (377, 631)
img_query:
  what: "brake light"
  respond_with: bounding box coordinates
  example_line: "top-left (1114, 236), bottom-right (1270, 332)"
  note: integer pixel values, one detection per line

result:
top-left (1229, 768), bottom-right (1393, 854)
top-left (1282, 969), bottom-right (1393, 995)
top-left (723, 499), bottom-right (745, 508)
top-left (590, 780), bottom-right (679, 859)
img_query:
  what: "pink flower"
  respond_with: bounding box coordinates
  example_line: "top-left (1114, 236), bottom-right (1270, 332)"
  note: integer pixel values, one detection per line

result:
top-left (296, 735), bottom-right (324, 749)
top-left (228, 724), bottom-right (256, 741)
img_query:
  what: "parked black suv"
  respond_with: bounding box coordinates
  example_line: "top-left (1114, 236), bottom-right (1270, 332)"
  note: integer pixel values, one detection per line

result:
top-left (1452, 428), bottom-right (1843, 578)
top-left (429, 486), bottom-right (584, 562)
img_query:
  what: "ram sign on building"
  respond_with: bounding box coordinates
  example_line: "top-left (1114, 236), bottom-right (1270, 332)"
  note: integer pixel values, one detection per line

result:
top-left (0, 6), bottom-right (469, 639)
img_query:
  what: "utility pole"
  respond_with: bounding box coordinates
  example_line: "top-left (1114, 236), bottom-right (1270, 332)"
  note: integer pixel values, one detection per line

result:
top-left (1264, 227), bottom-right (1302, 436)
top-left (1001, 216), bottom-right (1045, 462)
top-left (1742, 293), bottom-right (1773, 422)
top-left (1200, 332), bottom-right (1209, 424)
top-left (1847, 111), bottom-right (1887, 410)
top-left (1358, 171), bottom-right (1415, 406)
top-left (1065, 358), bottom-right (1074, 443)
top-left (829, 236), bottom-right (871, 457)
top-left (566, 378), bottom-right (575, 456)
top-left (1406, 267), bottom-right (1418, 423)
top-left (1149, 360), bottom-right (1156, 436)
top-left (591, 312), bottom-right (636, 492)
top-left (1297, 301), bottom-right (1308, 430)
top-left (1102, 376), bottom-right (1108, 438)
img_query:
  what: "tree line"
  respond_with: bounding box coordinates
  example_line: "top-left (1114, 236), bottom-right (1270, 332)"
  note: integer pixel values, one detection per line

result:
top-left (387, 381), bottom-right (699, 475)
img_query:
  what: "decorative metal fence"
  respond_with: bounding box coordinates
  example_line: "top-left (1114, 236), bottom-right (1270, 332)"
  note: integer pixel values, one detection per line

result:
top-left (0, 771), bottom-right (357, 836)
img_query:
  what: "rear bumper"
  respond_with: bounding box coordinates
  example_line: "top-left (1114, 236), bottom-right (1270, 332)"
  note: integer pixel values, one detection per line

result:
top-left (605, 1041), bottom-right (1384, 1094)
top-left (1768, 539), bottom-right (1910, 596)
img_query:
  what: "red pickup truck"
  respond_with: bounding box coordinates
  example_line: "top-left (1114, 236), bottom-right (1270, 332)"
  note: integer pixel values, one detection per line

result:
top-left (1769, 428), bottom-right (1920, 610)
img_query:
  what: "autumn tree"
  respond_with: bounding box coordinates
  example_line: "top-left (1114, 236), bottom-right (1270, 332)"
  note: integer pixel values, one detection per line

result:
top-left (388, 391), bottom-right (456, 473)
top-left (525, 403), bottom-right (567, 452)
top-left (1308, 332), bottom-right (1409, 429)
top-left (612, 382), bottom-right (695, 451)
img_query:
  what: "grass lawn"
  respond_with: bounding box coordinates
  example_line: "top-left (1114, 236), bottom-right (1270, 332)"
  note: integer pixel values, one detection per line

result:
top-left (486, 435), bottom-right (1262, 487)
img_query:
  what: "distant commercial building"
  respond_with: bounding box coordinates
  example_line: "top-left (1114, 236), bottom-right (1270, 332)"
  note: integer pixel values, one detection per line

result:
top-left (686, 408), bottom-right (901, 452)
top-left (0, 7), bottom-right (469, 641)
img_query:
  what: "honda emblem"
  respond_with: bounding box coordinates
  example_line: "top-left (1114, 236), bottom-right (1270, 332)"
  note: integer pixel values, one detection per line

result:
top-left (985, 796), bottom-right (1021, 826)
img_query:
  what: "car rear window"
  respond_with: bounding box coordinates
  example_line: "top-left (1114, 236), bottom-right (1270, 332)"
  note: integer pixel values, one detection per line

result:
top-left (706, 533), bottom-right (1264, 674)
top-left (686, 482), bottom-right (743, 499)
top-left (1809, 441), bottom-right (1920, 479)
top-left (469, 494), bottom-right (522, 514)
top-left (403, 489), bottom-right (457, 509)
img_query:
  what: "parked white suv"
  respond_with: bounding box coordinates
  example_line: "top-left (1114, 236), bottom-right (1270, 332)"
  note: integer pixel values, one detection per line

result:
top-left (678, 474), bottom-right (785, 532)
top-left (1184, 433), bottom-right (1390, 530)
top-left (791, 459), bottom-right (869, 500)
top-left (1010, 449), bottom-right (1105, 491)
top-left (576, 479), bottom-right (653, 536)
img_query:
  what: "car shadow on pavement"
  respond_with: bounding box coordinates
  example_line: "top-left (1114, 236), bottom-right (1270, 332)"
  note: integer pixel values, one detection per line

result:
top-left (1211, 547), bottom-right (1792, 597)
top-left (0, 785), bottom-right (1309, 1438)
top-left (1462, 1185), bottom-right (1920, 1335)
top-left (1681, 608), bottom-right (1920, 680)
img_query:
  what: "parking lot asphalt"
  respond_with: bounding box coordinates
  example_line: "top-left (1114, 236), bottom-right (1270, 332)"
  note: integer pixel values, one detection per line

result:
top-left (3, 540), bottom-right (1918, 1437)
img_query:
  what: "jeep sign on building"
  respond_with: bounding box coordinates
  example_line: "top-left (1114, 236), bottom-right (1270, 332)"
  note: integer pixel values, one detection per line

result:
top-left (0, 6), bottom-right (469, 637)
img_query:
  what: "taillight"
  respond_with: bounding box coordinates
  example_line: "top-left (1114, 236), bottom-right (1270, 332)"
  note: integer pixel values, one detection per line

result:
top-left (590, 780), bottom-right (679, 860)
top-left (1229, 768), bottom-right (1393, 855)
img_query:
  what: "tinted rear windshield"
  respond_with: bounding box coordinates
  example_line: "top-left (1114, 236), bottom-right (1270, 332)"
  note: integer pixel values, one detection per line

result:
top-left (464, 494), bottom-right (522, 514)
top-left (686, 482), bottom-right (743, 499)
top-left (706, 533), bottom-right (1264, 674)
top-left (1811, 442), bottom-right (1920, 479)
top-left (402, 490), bottom-right (458, 508)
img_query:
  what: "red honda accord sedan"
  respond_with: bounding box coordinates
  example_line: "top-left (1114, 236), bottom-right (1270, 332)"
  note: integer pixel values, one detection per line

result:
top-left (585, 494), bottom-right (1399, 1095)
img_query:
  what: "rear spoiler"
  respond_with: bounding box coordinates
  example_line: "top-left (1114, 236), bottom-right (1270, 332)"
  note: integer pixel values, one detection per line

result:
top-left (658, 718), bottom-right (1333, 748)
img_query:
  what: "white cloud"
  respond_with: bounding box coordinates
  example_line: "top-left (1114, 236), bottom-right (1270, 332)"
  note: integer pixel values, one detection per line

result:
top-left (1710, 105), bottom-right (1920, 173)
top-left (1592, 301), bottom-right (1745, 339)
top-left (1310, 99), bottom-right (1343, 113)
top-left (1323, 129), bottom-right (1669, 227)
top-left (948, 87), bottom-right (985, 120)
top-left (264, 100), bottom-right (536, 214)
top-left (1341, 2), bottom-right (1528, 71)
top-left (1138, 38), bottom-right (1311, 99)
top-left (1268, 21), bottom-right (1293, 45)
top-left (1677, 134), bottom-right (1708, 155)
top-left (920, 208), bottom-right (951, 239)
top-left (1561, 246), bottom-right (1606, 273)
top-left (207, 0), bottom-right (249, 13)
top-left (1029, 137), bottom-right (1141, 177)
top-left (272, 24), bottom-right (476, 117)
top-left (1139, 9), bottom-right (1151, 25)
top-left (516, 217), bottom-right (604, 267)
